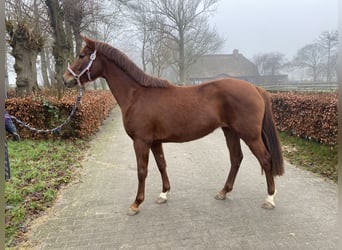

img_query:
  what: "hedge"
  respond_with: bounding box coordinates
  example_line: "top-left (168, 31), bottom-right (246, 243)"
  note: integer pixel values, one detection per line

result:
top-left (6, 89), bottom-right (337, 145)
top-left (5, 90), bottom-right (116, 139)
top-left (271, 92), bottom-right (337, 146)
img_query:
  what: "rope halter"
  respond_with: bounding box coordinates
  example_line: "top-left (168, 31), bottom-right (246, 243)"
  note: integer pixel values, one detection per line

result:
top-left (67, 50), bottom-right (97, 87)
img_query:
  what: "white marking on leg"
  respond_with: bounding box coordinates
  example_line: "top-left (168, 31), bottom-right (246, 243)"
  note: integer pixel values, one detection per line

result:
top-left (265, 194), bottom-right (275, 207)
top-left (159, 191), bottom-right (168, 200)
top-left (264, 189), bottom-right (277, 207)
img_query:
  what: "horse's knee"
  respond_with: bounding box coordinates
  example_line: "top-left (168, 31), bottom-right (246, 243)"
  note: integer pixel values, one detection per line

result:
top-left (137, 168), bottom-right (147, 181)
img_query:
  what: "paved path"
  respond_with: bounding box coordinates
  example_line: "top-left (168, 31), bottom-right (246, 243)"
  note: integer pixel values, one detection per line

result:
top-left (26, 107), bottom-right (337, 250)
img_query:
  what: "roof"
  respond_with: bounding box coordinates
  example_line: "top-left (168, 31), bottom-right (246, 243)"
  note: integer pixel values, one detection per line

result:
top-left (188, 50), bottom-right (259, 80)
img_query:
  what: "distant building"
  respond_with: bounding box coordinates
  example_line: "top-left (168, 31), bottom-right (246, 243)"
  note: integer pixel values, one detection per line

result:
top-left (187, 49), bottom-right (288, 85)
top-left (188, 49), bottom-right (260, 84)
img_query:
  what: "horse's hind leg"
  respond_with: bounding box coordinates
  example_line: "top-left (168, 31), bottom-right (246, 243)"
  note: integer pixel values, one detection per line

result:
top-left (151, 142), bottom-right (170, 204)
top-left (215, 128), bottom-right (243, 200)
top-left (245, 137), bottom-right (277, 209)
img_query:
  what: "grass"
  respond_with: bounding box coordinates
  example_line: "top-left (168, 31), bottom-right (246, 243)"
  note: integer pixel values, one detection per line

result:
top-left (5, 138), bottom-right (89, 248)
top-left (279, 132), bottom-right (337, 182)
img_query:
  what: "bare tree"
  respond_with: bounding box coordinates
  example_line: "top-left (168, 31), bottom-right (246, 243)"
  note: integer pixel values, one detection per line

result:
top-left (5, 0), bottom-right (126, 95)
top-left (5, 0), bottom-right (45, 96)
top-left (253, 54), bottom-right (268, 76)
top-left (293, 43), bottom-right (325, 81)
top-left (84, 0), bottom-right (124, 90)
top-left (130, 6), bottom-right (174, 76)
top-left (45, 0), bottom-right (73, 98)
top-left (63, 0), bottom-right (106, 55)
top-left (123, 0), bottom-right (223, 84)
top-left (265, 52), bottom-right (286, 76)
top-left (152, 0), bottom-right (223, 84)
top-left (253, 52), bottom-right (286, 76)
top-left (120, 0), bottom-right (156, 72)
top-left (63, 0), bottom-right (83, 56)
top-left (316, 30), bottom-right (338, 82)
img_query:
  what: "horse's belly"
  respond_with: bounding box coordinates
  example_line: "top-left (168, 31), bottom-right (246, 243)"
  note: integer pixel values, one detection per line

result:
top-left (157, 120), bottom-right (221, 143)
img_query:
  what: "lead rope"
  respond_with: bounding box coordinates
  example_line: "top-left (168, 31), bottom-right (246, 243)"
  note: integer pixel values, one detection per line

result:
top-left (9, 87), bottom-right (84, 135)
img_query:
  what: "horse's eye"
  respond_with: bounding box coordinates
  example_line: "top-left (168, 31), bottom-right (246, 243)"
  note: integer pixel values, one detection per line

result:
top-left (79, 54), bottom-right (85, 59)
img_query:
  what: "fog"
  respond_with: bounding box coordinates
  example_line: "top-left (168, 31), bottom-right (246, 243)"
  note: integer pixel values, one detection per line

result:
top-left (210, 0), bottom-right (338, 60)
top-left (5, 0), bottom-right (339, 85)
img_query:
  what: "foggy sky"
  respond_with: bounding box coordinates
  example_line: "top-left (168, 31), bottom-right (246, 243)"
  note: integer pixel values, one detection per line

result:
top-left (211, 0), bottom-right (338, 60)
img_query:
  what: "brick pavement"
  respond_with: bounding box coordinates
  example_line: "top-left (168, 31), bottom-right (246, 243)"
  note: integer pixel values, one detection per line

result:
top-left (26, 107), bottom-right (337, 249)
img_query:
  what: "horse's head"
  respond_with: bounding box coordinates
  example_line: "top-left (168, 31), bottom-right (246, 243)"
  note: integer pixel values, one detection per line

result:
top-left (63, 36), bottom-right (101, 88)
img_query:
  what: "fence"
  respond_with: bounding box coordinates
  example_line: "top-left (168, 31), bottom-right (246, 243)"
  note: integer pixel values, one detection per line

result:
top-left (256, 81), bottom-right (338, 92)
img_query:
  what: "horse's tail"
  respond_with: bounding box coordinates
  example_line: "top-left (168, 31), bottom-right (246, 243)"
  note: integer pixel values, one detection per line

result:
top-left (257, 87), bottom-right (284, 176)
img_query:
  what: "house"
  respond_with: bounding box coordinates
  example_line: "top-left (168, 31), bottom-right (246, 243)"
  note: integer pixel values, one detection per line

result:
top-left (188, 49), bottom-right (260, 84)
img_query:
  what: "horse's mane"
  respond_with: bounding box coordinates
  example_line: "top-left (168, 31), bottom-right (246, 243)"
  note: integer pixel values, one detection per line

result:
top-left (95, 42), bottom-right (171, 88)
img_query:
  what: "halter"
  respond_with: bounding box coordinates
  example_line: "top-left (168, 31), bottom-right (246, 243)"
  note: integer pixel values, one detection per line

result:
top-left (67, 50), bottom-right (97, 87)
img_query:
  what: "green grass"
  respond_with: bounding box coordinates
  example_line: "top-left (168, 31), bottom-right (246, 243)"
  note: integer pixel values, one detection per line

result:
top-left (279, 132), bottom-right (337, 182)
top-left (5, 138), bottom-right (89, 247)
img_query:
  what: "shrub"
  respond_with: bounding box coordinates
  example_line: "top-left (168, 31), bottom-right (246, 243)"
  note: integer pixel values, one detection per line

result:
top-left (5, 89), bottom-right (116, 139)
top-left (271, 92), bottom-right (337, 146)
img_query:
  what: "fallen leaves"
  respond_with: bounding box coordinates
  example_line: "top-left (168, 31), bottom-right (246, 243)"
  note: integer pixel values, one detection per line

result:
top-left (5, 89), bottom-right (116, 139)
top-left (272, 92), bottom-right (337, 146)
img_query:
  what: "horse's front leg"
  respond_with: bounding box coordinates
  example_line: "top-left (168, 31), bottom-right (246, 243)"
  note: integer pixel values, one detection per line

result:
top-left (128, 139), bottom-right (150, 216)
top-left (151, 142), bottom-right (170, 204)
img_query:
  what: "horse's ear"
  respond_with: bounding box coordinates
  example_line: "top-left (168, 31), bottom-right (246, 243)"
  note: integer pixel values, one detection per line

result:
top-left (81, 35), bottom-right (95, 49)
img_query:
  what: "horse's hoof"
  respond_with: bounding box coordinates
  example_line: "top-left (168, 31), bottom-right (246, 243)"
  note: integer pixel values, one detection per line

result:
top-left (261, 201), bottom-right (275, 209)
top-left (155, 197), bottom-right (167, 204)
top-left (215, 193), bottom-right (226, 200)
top-left (262, 191), bottom-right (276, 209)
top-left (155, 192), bottom-right (168, 204)
top-left (127, 207), bottom-right (140, 216)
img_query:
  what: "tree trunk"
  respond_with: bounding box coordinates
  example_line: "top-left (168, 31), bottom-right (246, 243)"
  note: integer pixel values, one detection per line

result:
top-left (6, 21), bottom-right (42, 96)
top-left (326, 42), bottom-right (331, 82)
top-left (93, 80), bottom-right (98, 90)
top-left (63, 0), bottom-right (83, 54)
top-left (30, 50), bottom-right (39, 92)
top-left (12, 36), bottom-right (39, 96)
top-left (100, 78), bottom-right (107, 90)
top-left (40, 48), bottom-right (51, 88)
top-left (65, 21), bottom-right (74, 60)
top-left (4, 50), bottom-right (10, 92)
top-left (46, 47), bottom-right (56, 87)
top-left (45, 0), bottom-right (72, 99)
top-left (73, 25), bottom-right (82, 54)
top-left (141, 28), bottom-right (147, 72)
top-left (313, 67), bottom-right (317, 82)
top-left (178, 31), bottom-right (186, 84)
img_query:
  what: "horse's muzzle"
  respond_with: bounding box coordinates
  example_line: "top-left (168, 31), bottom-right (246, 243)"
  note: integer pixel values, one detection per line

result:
top-left (63, 75), bottom-right (76, 88)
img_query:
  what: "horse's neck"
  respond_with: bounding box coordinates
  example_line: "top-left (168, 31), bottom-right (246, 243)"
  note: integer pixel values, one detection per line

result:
top-left (103, 62), bottom-right (140, 111)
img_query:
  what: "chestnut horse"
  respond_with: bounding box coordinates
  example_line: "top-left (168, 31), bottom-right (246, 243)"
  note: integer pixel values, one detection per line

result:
top-left (63, 37), bottom-right (284, 215)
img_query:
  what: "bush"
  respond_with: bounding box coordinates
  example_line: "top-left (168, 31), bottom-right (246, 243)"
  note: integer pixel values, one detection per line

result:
top-left (271, 92), bottom-right (337, 146)
top-left (5, 89), bottom-right (116, 139)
